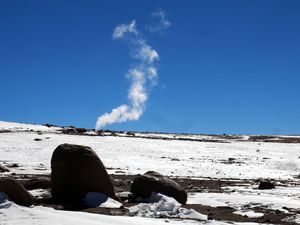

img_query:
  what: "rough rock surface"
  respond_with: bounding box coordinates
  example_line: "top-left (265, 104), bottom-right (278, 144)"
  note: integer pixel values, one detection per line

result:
top-left (0, 177), bottom-right (35, 206)
top-left (131, 171), bottom-right (187, 204)
top-left (51, 143), bottom-right (116, 200)
top-left (0, 164), bottom-right (10, 173)
top-left (258, 181), bottom-right (275, 190)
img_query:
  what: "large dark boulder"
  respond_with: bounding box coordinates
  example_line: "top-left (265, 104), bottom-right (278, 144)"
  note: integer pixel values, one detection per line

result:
top-left (0, 177), bottom-right (35, 206)
top-left (131, 171), bottom-right (187, 204)
top-left (51, 144), bottom-right (116, 200)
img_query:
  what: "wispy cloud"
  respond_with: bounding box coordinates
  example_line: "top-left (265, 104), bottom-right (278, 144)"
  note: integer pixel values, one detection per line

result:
top-left (113, 20), bottom-right (138, 39)
top-left (146, 8), bottom-right (171, 34)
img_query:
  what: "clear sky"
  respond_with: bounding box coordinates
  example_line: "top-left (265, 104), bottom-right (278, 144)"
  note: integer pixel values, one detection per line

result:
top-left (1, 0), bottom-right (300, 134)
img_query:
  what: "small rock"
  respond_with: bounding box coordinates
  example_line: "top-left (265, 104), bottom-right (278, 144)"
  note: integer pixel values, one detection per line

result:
top-left (171, 158), bottom-right (180, 161)
top-left (34, 138), bottom-right (42, 141)
top-left (9, 163), bottom-right (19, 168)
top-left (0, 165), bottom-right (10, 173)
top-left (258, 181), bottom-right (275, 190)
top-left (44, 124), bottom-right (54, 128)
top-left (207, 212), bottom-right (214, 220)
top-left (126, 131), bottom-right (135, 136)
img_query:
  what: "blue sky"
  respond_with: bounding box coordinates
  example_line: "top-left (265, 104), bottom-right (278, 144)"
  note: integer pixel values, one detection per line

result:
top-left (1, 0), bottom-right (300, 134)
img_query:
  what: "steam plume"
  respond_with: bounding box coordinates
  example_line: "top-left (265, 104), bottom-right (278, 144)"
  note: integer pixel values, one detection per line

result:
top-left (95, 20), bottom-right (159, 129)
top-left (146, 8), bottom-right (171, 33)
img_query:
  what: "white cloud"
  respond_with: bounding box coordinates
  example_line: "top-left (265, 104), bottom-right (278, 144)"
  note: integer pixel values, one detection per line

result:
top-left (139, 44), bottom-right (159, 63)
top-left (146, 8), bottom-right (171, 33)
top-left (147, 67), bottom-right (158, 85)
top-left (113, 20), bottom-right (137, 39)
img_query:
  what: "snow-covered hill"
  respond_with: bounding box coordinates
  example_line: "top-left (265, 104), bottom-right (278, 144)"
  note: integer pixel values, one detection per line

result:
top-left (0, 121), bottom-right (299, 179)
top-left (0, 121), bottom-right (300, 225)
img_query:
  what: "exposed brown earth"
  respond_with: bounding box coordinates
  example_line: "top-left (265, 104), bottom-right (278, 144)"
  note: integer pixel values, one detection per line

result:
top-left (1, 172), bottom-right (299, 224)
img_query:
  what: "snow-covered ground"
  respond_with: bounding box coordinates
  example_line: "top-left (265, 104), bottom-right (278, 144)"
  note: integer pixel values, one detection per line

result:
top-left (188, 185), bottom-right (300, 211)
top-left (0, 193), bottom-right (274, 225)
top-left (0, 121), bottom-right (300, 225)
top-left (0, 122), bottom-right (299, 179)
top-left (0, 121), bottom-right (60, 132)
top-left (0, 192), bottom-right (200, 225)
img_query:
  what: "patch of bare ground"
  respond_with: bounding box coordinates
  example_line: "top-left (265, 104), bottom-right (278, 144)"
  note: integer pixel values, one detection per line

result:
top-left (248, 136), bottom-right (300, 143)
top-left (1, 173), bottom-right (299, 224)
top-left (185, 204), bottom-right (295, 225)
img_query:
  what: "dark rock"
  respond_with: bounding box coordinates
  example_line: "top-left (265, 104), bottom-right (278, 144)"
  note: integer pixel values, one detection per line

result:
top-left (131, 171), bottom-right (187, 204)
top-left (171, 158), bottom-right (180, 161)
top-left (111, 131), bottom-right (118, 136)
top-left (76, 128), bottom-right (87, 133)
top-left (258, 181), bottom-right (275, 190)
top-left (61, 127), bottom-right (87, 135)
top-left (0, 164), bottom-right (10, 173)
top-left (97, 131), bottom-right (103, 136)
top-left (44, 124), bottom-right (55, 128)
top-left (207, 212), bottom-right (214, 220)
top-left (126, 131), bottom-right (135, 136)
top-left (8, 163), bottom-right (19, 168)
top-left (51, 144), bottom-right (116, 200)
top-left (61, 128), bottom-right (77, 135)
top-left (21, 177), bottom-right (51, 190)
top-left (262, 157), bottom-right (270, 160)
top-left (34, 138), bottom-right (42, 141)
top-left (0, 177), bottom-right (35, 206)
top-left (0, 130), bottom-right (12, 133)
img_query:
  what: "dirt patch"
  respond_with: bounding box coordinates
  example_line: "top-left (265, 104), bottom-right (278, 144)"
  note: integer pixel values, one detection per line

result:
top-left (248, 136), bottom-right (300, 143)
top-left (1, 173), bottom-right (299, 224)
top-left (185, 204), bottom-right (294, 225)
